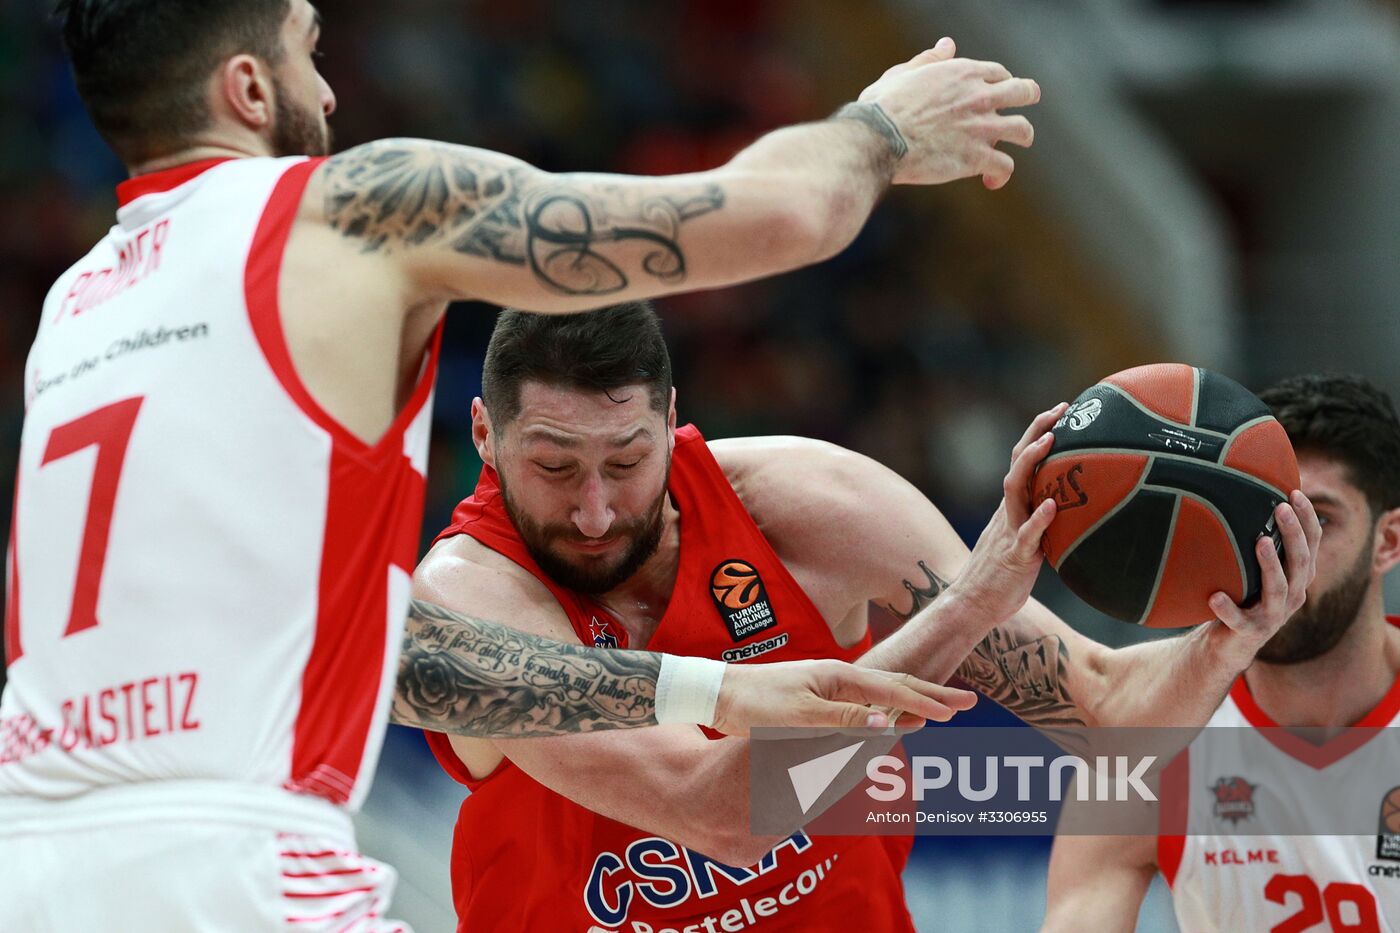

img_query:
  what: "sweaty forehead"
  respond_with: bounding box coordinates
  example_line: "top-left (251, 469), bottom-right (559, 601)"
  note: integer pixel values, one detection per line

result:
top-left (511, 381), bottom-right (662, 445)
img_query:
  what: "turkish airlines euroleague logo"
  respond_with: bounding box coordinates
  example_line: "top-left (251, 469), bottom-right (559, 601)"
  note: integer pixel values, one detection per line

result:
top-left (1378, 786), bottom-right (1400, 863)
top-left (710, 559), bottom-right (778, 643)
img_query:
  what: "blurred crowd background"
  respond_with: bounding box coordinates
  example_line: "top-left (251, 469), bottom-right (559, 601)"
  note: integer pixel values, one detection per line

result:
top-left (3, 0), bottom-right (1398, 929)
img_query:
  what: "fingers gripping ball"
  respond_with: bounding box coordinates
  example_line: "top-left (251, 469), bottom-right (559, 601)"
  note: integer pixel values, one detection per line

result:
top-left (1032, 364), bottom-right (1299, 628)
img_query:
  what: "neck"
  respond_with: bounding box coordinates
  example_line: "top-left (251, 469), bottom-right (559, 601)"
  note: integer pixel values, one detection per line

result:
top-left (1244, 590), bottom-right (1399, 729)
top-left (596, 495), bottom-right (683, 645)
top-left (127, 140), bottom-right (269, 179)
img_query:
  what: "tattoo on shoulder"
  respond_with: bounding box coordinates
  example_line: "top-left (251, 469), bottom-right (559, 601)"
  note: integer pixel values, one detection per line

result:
top-left (393, 598), bottom-right (662, 738)
top-left (832, 101), bottom-right (908, 162)
top-left (956, 627), bottom-right (1087, 743)
top-left (886, 560), bottom-right (950, 623)
top-left (322, 140), bottom-right (725, 295)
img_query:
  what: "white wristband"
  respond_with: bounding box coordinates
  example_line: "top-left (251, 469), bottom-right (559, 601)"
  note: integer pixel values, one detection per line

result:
top-left (655, 655), bottom-right (727, 726)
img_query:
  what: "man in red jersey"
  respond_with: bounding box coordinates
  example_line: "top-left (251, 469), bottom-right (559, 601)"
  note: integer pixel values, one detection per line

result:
top-left (1045, 374), bottom-right (1400, 932)
top-left (415, 303), bottom-right (1320, 932)
top-left (2, 1), bottom-right (1050, 928)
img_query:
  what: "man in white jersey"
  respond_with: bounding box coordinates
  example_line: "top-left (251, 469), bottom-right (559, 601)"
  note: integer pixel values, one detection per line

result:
top-left (0, 0), bottom-right (1055, 928)
top-left (1043, 374), bottom-right (1400, 932)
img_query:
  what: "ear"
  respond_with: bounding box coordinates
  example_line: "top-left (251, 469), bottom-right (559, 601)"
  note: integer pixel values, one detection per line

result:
top-left (666, 387), bottom-right (678, 453)
top-left (218, 54), bottom-right (276, 131)
top-left (1372, 506), bottom-right (1400, 576)
top-left (472, 398), bottom-right (496, 468)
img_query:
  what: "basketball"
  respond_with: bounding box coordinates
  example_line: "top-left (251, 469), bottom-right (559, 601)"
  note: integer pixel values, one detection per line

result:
top-left (1383, 787), bottom-right (1400, 834)
top-left (1032, 363), bottom-right (1300, 628)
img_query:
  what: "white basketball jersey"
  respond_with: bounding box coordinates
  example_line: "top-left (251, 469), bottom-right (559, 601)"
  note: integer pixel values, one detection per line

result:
top-left (1159, 619), bottom-right (1400, 932)
top-left (0, 157), bottom-right (440, 812)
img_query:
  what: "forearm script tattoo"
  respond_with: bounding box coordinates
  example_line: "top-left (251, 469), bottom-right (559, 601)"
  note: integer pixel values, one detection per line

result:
top-left (322, 140), bottom-right (724, 295)
top-left (392, 599), bottom-right (662, 737)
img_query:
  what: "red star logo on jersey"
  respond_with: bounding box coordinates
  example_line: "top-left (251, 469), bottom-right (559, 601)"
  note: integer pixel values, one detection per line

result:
top-left (589, 616), bottom-right (619, 649)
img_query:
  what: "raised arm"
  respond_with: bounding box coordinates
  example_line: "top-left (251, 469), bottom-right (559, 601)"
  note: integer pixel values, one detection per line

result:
top-left (308, 42), bottom-right (1038, 312)
top-left (723, 406), bottom-right (1320, 734)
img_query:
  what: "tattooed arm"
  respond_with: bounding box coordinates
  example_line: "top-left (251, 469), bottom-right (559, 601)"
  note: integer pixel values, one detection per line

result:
top-left (304, 47), bottom-right (1038, 313)
top-left (310, 130), bottom-right (883, 313)
top-left (392, 598), bottom-right (968, 738)
top-left (391, 598), bottom-right (661, 737)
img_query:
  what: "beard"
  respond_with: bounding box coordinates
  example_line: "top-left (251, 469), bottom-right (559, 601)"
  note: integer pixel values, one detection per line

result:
top-left (498, 465), bottom-right (670, 596)
top-left (270, 81), bottom-right (331, 157)
top-left (1254, 537), bottom-right (1374, 665)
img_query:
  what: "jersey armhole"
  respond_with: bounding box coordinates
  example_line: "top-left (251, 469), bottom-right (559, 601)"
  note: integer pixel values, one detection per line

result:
top-left (244, 158), bottom-right (443, 461)
top-left (1156, 746), bottom-right (1189, 889)
top-left (676, 427), bottom-right (854, 657)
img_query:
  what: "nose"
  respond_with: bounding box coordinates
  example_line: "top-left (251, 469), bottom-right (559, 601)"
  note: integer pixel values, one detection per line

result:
top-left (319, 75), bottom-right (337, 117)
top-left (571, 474), bottom-right (615, 539)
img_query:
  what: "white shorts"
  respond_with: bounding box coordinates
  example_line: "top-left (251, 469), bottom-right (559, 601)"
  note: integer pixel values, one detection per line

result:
top-left (0, 780), bottom-right (412, 933)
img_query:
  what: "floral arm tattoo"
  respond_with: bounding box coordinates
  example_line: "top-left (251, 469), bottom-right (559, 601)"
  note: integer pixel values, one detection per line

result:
top-left (391, 599), bottom-right (662, 737)
top-left (321, 139), bottom-right (724, 296)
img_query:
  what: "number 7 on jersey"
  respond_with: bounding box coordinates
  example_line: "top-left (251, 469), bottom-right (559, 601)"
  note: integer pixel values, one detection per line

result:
top-left (6, 396), bottom-right (144, 663)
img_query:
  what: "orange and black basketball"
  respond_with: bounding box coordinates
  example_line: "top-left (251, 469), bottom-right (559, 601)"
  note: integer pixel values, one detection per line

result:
top-left (1033, 363), bottom-right (1299, 628)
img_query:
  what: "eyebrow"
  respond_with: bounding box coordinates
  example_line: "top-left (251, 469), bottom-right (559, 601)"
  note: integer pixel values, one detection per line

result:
top-left (1306, 493), bottom-right (1344, 509)
top-left (521, 426), bottom-right (653, 449)
top-left (308, 6), bottom-right (322, 39)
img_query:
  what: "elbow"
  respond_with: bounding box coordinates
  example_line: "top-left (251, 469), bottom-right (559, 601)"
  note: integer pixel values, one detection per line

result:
top-left (752, 181), bottom-right (863, 270)
top-left (672, 802), bottom-right (775, 868)
top-left (784, 183), bottom-right (864, 265)
top-left (689, 830), bottom-right (777, 871)
top-left (1077, 643), bottom-right (1117, 729)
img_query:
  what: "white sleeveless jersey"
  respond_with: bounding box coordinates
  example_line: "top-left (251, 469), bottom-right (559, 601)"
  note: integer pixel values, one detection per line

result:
top-left (1159, 619), bottom-right (1400, 932)
top-left (0, 157), bottom-right (440, 812)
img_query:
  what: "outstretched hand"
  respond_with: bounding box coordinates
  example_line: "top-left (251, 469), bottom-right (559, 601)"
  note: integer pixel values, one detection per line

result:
top-left (710, 659), bottom-right (978, 736)
top-left (858, 37), bottom-right (1041, 189)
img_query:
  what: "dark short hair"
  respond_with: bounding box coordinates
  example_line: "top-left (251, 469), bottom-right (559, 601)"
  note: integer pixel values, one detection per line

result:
top-left (1260, 373), bottom-right (1400, 516)
top-left (56, 0), bottom-right (290, 163)
top-left (482, 303), bottom-right (673, 426)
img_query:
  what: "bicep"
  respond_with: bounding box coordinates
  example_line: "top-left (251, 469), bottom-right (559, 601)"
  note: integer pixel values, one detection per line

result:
top-left (314, 138), bottom-right (811, 312)
top-left (718, 437), bottom-right (968, 621)
top-left (1043, 832), bottom-right (1156, 932)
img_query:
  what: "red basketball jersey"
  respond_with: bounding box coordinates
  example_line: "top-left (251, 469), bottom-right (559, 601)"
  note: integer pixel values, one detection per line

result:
top-left (423, 425), bottom-right (915, 932)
